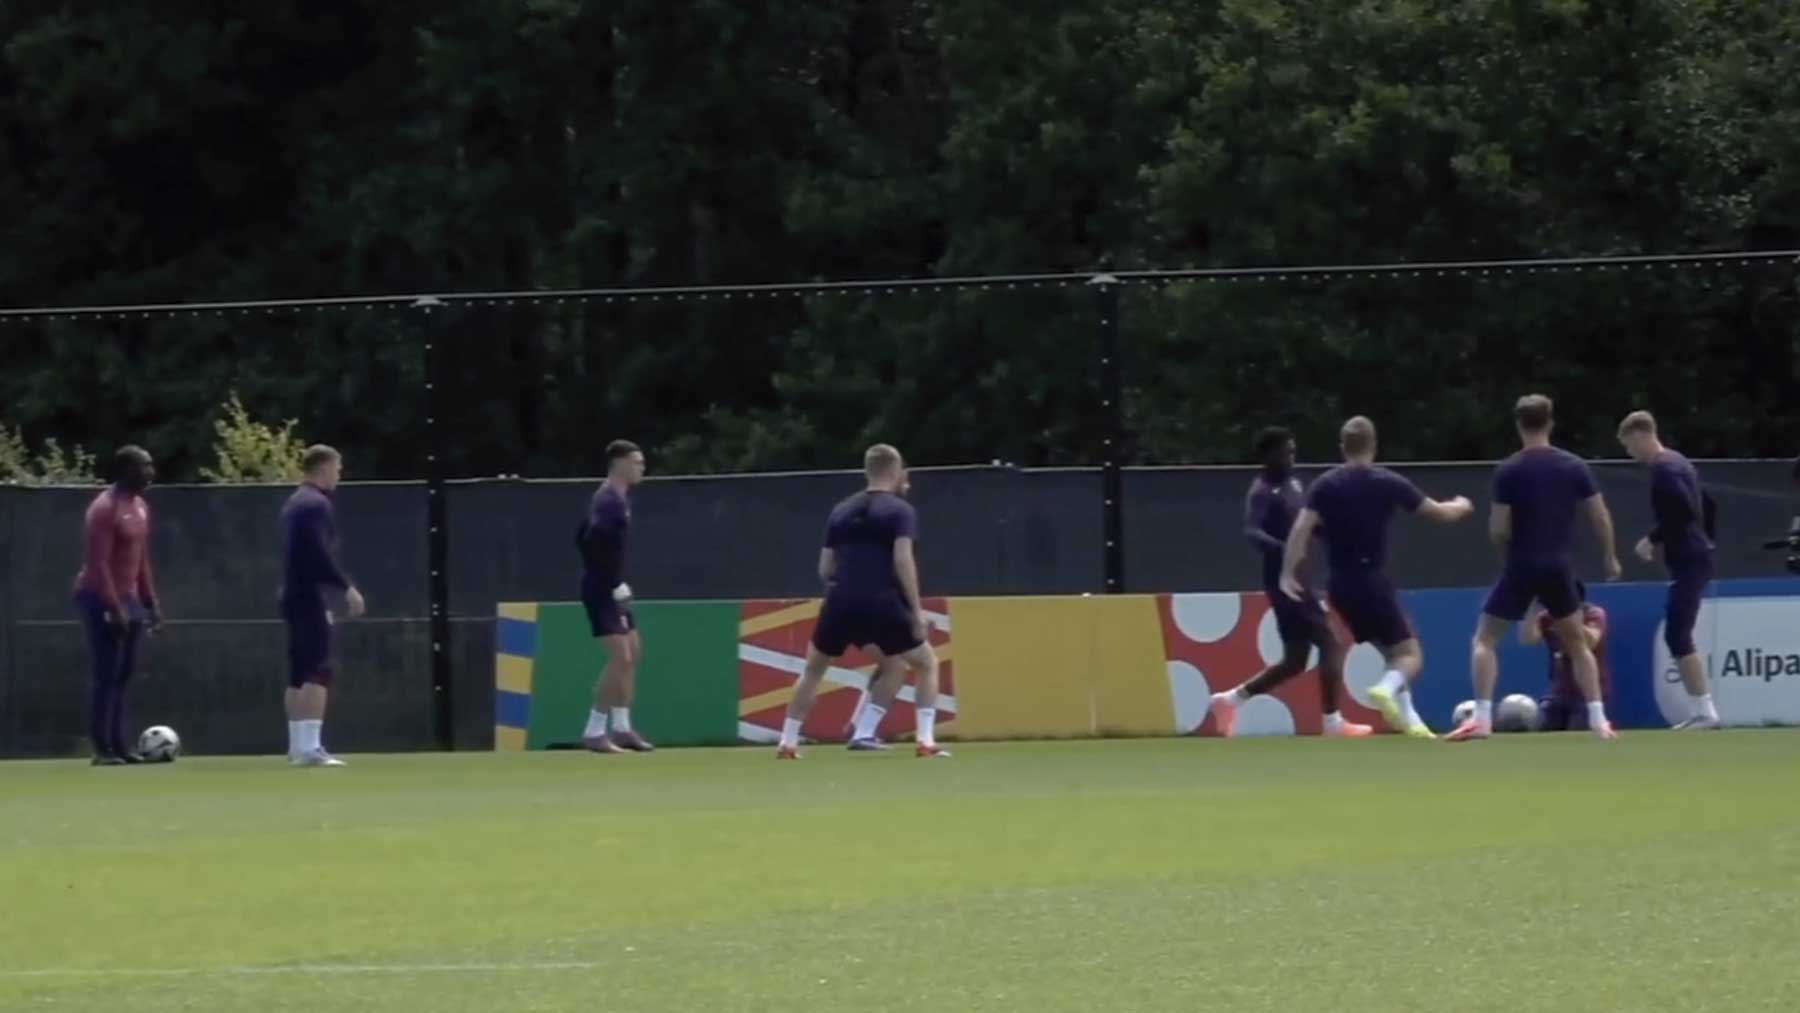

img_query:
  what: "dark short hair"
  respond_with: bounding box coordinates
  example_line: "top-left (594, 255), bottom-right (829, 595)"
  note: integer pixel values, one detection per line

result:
top-left (1515, 394), bottom-right (1554, 433)
top-left (114, 445), bottom-right (151, 472)
top-left (1253, 426), bottom-right (1294, 461)
top-left (1340, 416), bottom-right (1376, 457)
top-left (606, 440), bottom-right (641, 463)
top-left (302, 444), bottom-right (340, 474)
top-left (1575, 580), bottom-right (1587, 601)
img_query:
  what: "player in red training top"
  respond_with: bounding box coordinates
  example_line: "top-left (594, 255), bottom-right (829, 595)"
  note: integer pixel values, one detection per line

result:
top-left (73, 446), bottom-right (163, 765)
top-left (1519, 583), bottom-right (1613, 731)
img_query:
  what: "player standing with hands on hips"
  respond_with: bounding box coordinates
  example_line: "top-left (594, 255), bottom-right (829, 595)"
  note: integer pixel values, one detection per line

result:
top-left (578, 440), bottom-right (654, 754)
top-left (1452, 395), bottom-right (1622, 742)
top-left (74, 446), bottom-right (164, 765)
top-left (1617, 411), bottom-right (1720, 729)
top-left (279, 445), bottom-right (364, 766)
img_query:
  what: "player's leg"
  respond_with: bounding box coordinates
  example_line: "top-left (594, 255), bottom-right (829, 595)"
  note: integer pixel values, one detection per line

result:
top-left (579, 592), bottom-right (633, 752)
top-left (609, 625), bottom-right (656, 751)
top-left (289, 607), bottom-right (345, 766)
top-left (1208, 595), bottom-right (1310, 737)
top-left (77, 592), bottom-right (124, 765)
top-left (1312, 620), bottom-right (1373, 737)
top-left (1667, 562), bottom-right (1719, 730)
top-left (111, 617), bottom-right (145, 762)
top-left (1449, 614), bottom-right (1510, 741)
top-left (1371, 636), bottom-right (1433, 738)
top-left (583, 630), bottom-right (637, 753)
top-left (777, 643), bottom-right (836, 758)
top-left (848, 654), bottom-right (907, 748)
top-left (1209, 641), bottom-right (1304, 738)
top-left (897, 641), bottom-right (948, 757)
top-left (1541, 573), bottom-right (1615, 739)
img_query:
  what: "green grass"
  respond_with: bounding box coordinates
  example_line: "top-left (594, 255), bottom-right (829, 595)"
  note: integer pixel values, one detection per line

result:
top-left (4, 733), bottom-right (1800, 1011)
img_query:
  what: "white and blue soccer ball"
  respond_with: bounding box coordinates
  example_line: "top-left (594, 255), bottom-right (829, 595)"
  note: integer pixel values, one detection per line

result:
top-left (138, 725), bottom-right (181, 762)
top-left (1496, 694), bottom-right (1541, 733)
top-left (1452, 699), bottom-right (1478, 727)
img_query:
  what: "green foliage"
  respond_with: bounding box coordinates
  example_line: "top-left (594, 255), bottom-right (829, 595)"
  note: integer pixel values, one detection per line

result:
top-left (197, 394), bottom-right (306, 484)
top-left (0, 424), bottom-right (98, 485)
top-left (1, 1), bottom-right (1797, 478)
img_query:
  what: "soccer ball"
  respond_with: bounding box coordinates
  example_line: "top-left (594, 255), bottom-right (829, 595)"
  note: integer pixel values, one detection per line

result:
top-left (138, 725), bottom-right (181, 762)
top-left (1452, 699), bottom-right (1477, 726)
top-left (1496, 694), bottom-right (1541, 733)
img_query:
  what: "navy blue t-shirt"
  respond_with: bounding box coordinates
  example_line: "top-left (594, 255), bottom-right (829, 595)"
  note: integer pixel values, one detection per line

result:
top-left (1246, 474), bottom-right (1308, 591)
top-left (1648, 449), bottom-right (1713, 563)
top-left (823, 490), bottom-right (917, 604)
top-left (1304, 465), bottom-right (1425, 575)
top-left (280, 483), bottom-right (350, 606)
top-left (1492, 446), bottom-right (1599, 568)
top-left (579, 484), bottom-right (630, 588)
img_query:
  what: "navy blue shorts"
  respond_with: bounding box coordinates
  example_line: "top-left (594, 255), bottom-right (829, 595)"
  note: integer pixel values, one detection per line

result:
top-left (1663, 553), bottom-right (1713, 658)
top-left (582, 595), bottom-right (636, 638)
top-left (1327, 572), bottom-right (1413, 648)
top-left (1483, 564), bottom-right (1580, 623)
top-left (1267, 589), bottom-right (1331, 646)
top-left (282, 599), bottom-right (334, 689)
top-left (812, 596), bottom-right (920, 658)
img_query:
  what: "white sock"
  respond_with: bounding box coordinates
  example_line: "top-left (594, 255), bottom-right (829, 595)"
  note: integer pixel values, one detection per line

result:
top-left (584, 709), bottom-right (608, 739)
top-left (299, 720), bottom-right (322, 754)
top-left (1225, 685), bottom-right (1250, 705)
top-left (853, 703), bottom-right (887, 741)
top-left (1322, 711), bottom-right (1345, 732)
top-left (917, 707), bottom-right (937, 746)
top-left (287, 721), bottom-right (301, 758)
top-left (849, 688), bottom-right (871, 726)
top-left (1587, 701), bottom-right (1609, 728)
top-left (1694, 693), bottom-right (1719, 722)
top-left (1398, 688), bottom-right (1424, 729)
top-left (780, 717), bottom-right (803, 748)
top-left (1474, 700), bottom-right (1493, 726)
top-left (1376, 670), bottom-right (1407, 696)
top-left (610, 707), bottom-right (632, 734)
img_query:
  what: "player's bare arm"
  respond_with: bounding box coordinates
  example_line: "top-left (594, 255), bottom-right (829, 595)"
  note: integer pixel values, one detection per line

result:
top-left (818, 548), bottom-right (836, 585)
top-left (1279, 508), bottom-right (1320, 601)
top-left (1489, 502), bottom-right (1512, 552)
top-left (1416, 496), bottom-right (1474, 524)
top-left (894, 536), bottom-right (926, 638)
top-left (1584, 493), bottom-right (1622, 580)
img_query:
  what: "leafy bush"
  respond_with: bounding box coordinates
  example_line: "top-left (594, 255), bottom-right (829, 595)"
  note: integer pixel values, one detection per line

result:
top-left (0, 424), bottom-right (99, 485)
top-left (198, 393), bottom-right (306, 483)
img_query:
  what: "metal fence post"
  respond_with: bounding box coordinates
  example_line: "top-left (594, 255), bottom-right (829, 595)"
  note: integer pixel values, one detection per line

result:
top-left (414, 296), bottom-right (454, 751)
top-left (1090, 274), bottom-right (1125, 593)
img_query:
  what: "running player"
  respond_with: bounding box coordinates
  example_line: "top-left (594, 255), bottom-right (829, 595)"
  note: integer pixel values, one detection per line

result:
top-left (1209, 427), bottom-right (1372, 738)
top-left (1280, 417), bottom-right (1473, 738)
top-left (74, 445), bottom-right (164, 765)
top-left (1618, 410), bottom-right (1719, 729)
top-left (1450, 395), bottom-right (1622, 741)
top-left (279, 445), bottom-right (364, 767)
top-left (577, 440), bottom-right (654, 753)
top-left (777, 444), bottom-right (947, 759)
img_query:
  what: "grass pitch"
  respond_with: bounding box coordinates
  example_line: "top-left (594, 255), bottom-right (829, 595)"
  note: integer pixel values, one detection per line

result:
top-left (4, 732), bottom-right (1799, 1012)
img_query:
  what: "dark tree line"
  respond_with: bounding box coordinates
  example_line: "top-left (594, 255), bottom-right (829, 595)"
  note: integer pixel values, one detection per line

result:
top-left (3, 1), bottom-right (1797, 480)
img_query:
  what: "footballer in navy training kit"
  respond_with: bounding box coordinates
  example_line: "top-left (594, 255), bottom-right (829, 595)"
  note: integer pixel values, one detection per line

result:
top-left (1618, 411), bottom-right (1721, 730)
top-left (1207, 426), bottom-right (1373, 739)
top-left (74, 445), bottom-right (165, 765)
top-left (1453, 395), bottom-right (1623, 742)
top-left (576, 440), bottom-right (654, 754)
top-left (279, 445), bottom-right (365, 767)
top-left (1280, 417), bottom-right (1473, 738)
top-left (777, 444), bottom-right (949, 759)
